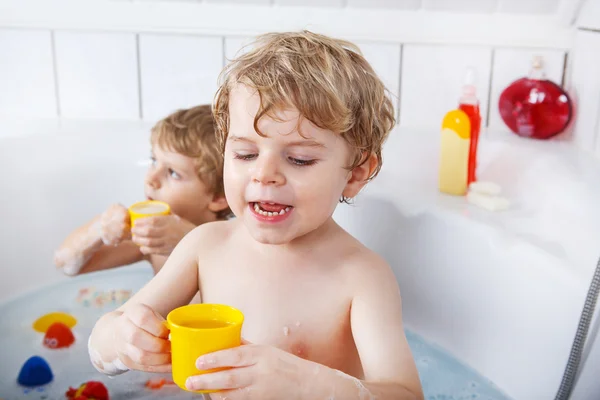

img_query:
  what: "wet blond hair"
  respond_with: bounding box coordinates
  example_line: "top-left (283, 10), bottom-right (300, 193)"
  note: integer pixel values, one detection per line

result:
top-left (151, 105), bottom-right (231, 219)
top-left (213, 30), bottom-right (395, 200)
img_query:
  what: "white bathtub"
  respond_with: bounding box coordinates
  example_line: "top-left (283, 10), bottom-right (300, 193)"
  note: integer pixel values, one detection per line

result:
top-left (2, 120), bottom-right (600, 400)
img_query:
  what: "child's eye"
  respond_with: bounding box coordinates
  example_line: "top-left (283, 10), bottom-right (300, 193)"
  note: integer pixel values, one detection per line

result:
top-left (289, 157), bottom-right (317, 166)
top-left (150, 156), bottom-right (157, 166)
top-left (168, 168), bottom-right (181, 179)
top-left (234, 153), bottom-right (258, 161)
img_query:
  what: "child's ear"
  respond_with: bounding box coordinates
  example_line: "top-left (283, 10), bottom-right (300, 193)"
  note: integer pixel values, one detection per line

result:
top-left (342, 152), bottom-right (378, 200)
top-left (208, 194), bottom-right (229, 213)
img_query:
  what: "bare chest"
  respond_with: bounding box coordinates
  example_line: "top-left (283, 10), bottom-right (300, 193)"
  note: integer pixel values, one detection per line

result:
top-left (198, 259), bottom-right (359, 373)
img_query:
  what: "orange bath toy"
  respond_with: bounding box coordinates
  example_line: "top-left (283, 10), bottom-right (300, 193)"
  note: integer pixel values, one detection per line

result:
top-left (145, 377), bottom-right (175, 390)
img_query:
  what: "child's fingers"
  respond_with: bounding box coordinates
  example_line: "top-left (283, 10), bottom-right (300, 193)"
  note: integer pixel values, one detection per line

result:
top-left (131, 225), bottom-right (162, 238)
top-left (117, 349), bottom-right (172, 371)
top-left (120, 317), bottom-right (171, 353)
top-left (139, 246), bottom-right (153, 256)
top-left (133, 216), bottom-right (168, 229)
top-left (132, 235), bottom-right (164, 248)
top-left (124, 304), bottom-right (170, 338)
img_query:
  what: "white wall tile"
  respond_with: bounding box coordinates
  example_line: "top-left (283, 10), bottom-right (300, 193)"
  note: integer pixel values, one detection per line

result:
top-left (568, 31), bottom-right (600, 153)
top-left (274, 0), bottom-right (343, 6)
top-left (224, 36), bottom-right (255, 62)
top-left (139, 34), bottom-right (223, 120)
top-left (205, 0), bottom-right (272, 4)
top-left (488, 48), bottom-right (565, 132)
top-left (400, 44), bottom-right (492, 129)
top-left (347, 0), bottom-right (421, 9)
top-left (423, 0), bottom-right (498, 13)
top-left (0, 29), bottom-right (57, 117)
top-left (355, 42), bottom-right (402, 121)
top-left (577, 0), bottom-right (600, 31)
top-left (498, 0), bottom-right (560, 14)
top-left (54, 31), bottom-right (139, 119)
top-left (596, 103), bottom-right (600, 159)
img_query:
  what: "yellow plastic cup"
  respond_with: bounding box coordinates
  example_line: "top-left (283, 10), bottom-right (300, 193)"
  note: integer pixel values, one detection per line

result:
top-left (166, 304), bottom-right (244, 393)
top-left (128, 200), bottom-right (170, 228)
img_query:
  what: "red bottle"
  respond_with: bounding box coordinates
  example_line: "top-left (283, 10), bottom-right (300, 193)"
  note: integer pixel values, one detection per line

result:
top-left (458, 68), bottom-right (481, 186)
top-left (498, 56), bottom-right (572, 140)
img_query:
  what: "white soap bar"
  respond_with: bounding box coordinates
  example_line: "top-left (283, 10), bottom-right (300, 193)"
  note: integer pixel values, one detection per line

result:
top-left (467, 191), bottom-right (510, 212)
top-left (469, 181), bottom-right (502, 196)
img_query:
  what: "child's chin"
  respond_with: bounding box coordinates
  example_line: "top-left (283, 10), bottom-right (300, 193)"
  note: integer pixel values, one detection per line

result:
top-left (247, 227), bottom-right (294, 245)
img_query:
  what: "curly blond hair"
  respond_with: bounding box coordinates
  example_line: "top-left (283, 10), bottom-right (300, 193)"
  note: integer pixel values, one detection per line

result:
top-left (151, 105), bottom-right (231, 219)
top-left (213, 30), bottom-right (395, 197)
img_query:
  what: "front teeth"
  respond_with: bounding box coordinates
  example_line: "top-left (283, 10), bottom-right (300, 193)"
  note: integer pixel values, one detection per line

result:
top-left (253, 203), bottom-right (291, 217)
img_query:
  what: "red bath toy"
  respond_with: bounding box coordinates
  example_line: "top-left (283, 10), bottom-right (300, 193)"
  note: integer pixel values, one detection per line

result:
top-left (43, 322), bottom-right (75, 349)
top-left (65, 381), bottom-right (109, 400)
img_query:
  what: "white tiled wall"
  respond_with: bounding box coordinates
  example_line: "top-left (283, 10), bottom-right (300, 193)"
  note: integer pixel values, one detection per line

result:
top-left (400, 45), bottom-right (493, 129)
top-left (274, 0), bottom-right (344, 7)
top-left (139, 34), bottom-right (223, 121)
top-left (0, 0), bottom-right (591, 149)
top-left (568, 30), bottom-right (600, 156)
top-left (0, 26), bottom-right (572, 121)
top-left (422, 0), bottom-right (498, 13)
top-left (497, 0), bottom-right (561, 14)
top-left (205, 0), bottom-right (271, 4)
top-left (54, 31), bottom-right (139, 119)
top-left (354, 42), bottom-right (402, 121)
top-left (0, 29), bottom-right (57, 118)
top-left (346, 0), bottom-right (422, 9)
top-left (224, 36), bottom-right (255, 61)
top-left (0, 27), bottom-right (571, 132)
top-left (114, 0), bottom-right (566, 14)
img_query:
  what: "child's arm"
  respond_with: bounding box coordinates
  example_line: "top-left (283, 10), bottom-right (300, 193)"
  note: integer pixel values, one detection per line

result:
top-left (323, 256), bottom-right (424, 399)
top-left (54, 204), bottom-right (139, 275)
top-left (87, 224), bottom-right (207, 375)
top-left (77, 242), bottom-right (145, 274)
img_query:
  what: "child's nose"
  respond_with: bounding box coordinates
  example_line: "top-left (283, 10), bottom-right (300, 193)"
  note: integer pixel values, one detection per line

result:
top-left (145, 169), bottom-right (161, 189)
top-left (252, 156), bottom-right (285, 186)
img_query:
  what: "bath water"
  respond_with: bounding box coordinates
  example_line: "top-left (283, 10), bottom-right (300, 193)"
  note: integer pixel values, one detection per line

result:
top-left (0, 266), bottom-right (510, 400)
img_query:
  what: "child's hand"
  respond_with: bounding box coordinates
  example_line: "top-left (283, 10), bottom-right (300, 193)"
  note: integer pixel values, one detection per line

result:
top-left (184, 341), bottom-right (315, 399)
top-left (99, 204), bottom-right (131, 246)
top-left (130, 215), bottom-right (195, 256)
top-left (113, 303), bottom-right (172, 372)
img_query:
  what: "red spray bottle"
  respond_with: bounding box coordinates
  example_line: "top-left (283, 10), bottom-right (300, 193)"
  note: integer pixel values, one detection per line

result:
top-left (458, 67), bottom-right (481, 187)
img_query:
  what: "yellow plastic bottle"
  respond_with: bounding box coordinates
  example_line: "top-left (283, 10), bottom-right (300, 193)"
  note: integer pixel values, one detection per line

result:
top-left (439, 109), bottom-right (471, 195)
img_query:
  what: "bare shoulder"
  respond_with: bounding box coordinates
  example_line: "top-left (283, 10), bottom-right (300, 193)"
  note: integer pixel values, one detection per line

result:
top-left (338, 231), bottom-right (398, 294)
top-left (184, 219), bottom-right (236, 249)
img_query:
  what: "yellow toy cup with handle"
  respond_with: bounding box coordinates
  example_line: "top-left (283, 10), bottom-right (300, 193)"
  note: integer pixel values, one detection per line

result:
top-left (166, 304), bottom-right (244, 393)
top-left (128, 200), bottom-right (170, 228)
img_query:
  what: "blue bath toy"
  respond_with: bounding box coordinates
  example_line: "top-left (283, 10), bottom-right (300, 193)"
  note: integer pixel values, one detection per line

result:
top-left (17, 356), bottom-right (53, 387)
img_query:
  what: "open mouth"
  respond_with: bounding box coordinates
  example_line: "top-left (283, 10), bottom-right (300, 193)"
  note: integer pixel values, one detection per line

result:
top-left (250, 202), bottom-right (293, 217)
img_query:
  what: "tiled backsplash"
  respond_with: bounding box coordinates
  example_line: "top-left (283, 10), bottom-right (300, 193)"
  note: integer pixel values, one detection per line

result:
top-left (117, 0), bottom-right (563, 15)
top-left (0, 29), bottom-right (568, 128)
top-left (0, 0), bottom-right (599, 158)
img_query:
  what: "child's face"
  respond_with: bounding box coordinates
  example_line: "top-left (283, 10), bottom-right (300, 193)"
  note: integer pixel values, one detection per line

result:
top-left (223, 84), bottom-right (358, 245)
top-left (145, 144), bottom-right (219, 225)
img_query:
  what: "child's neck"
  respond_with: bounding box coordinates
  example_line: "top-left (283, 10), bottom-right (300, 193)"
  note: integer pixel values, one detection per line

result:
top-left (251, 217), bottom-right (341, 256)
